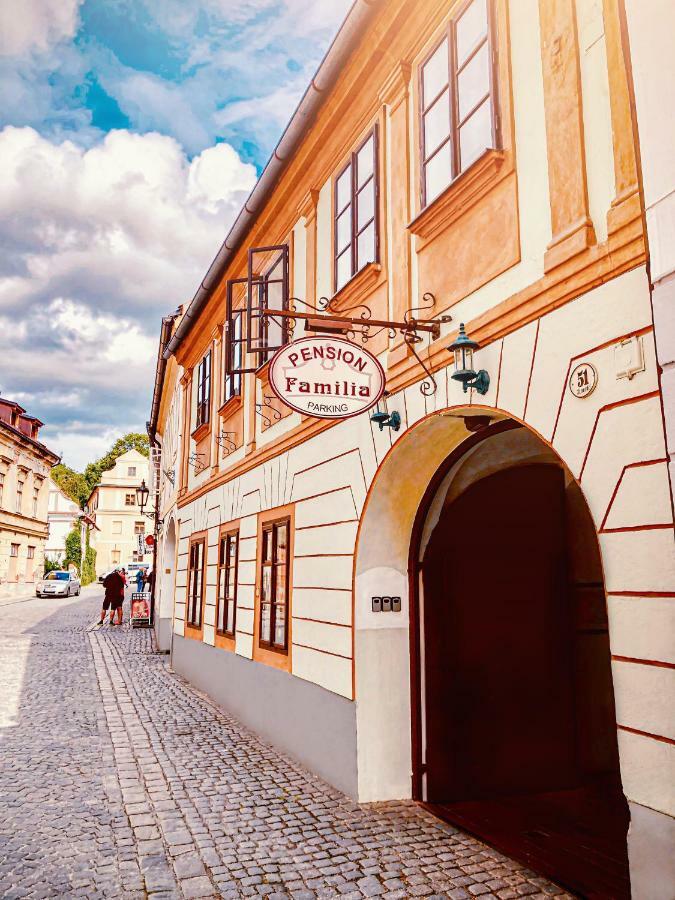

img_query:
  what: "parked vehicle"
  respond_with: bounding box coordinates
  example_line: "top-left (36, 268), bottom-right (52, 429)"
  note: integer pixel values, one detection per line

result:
top-left (36, 571), bottom-right (81, 598)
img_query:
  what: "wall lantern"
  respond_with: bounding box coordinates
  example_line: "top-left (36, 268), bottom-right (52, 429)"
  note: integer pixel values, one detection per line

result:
top-left (448, 323), bottom-right (490, 395)
top-left (136, 479), bottom-right (150, 514)
top-left (369, 393), bottom-right (401, 431)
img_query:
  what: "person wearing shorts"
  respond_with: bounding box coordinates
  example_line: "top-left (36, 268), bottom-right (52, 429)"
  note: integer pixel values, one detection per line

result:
top-left (99, 568), bottom-right (125, 626)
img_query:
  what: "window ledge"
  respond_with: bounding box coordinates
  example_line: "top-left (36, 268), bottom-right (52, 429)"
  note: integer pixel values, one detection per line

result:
top-left (218, 396), bottom-right (242, 418)
top-left (408, 149), bottom-right (507, 243)
top-left (191, 421), bottom-right (210, 443)
top-left (329, 262), bottom-right (382, 311)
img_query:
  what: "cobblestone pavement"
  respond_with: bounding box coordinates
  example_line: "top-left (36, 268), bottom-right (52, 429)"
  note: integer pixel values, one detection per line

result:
top-left (0, 592), bottom-right (573, 899)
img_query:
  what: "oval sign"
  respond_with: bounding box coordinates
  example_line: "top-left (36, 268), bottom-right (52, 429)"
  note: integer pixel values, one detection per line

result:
top-left (268, 336), bottom-right (385, 420)
top-left (569, 361), bottom-right (598, 399)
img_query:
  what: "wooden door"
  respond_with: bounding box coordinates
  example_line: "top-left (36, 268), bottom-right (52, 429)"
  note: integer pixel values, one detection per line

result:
top-left (422, 464), bottom-right (578, 801)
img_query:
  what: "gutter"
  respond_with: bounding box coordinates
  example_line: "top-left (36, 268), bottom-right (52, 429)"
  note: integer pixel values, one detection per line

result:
top-left (148, 312), bottom-right (180, 439)
top-left (163, 0), bottom-right (382, 362)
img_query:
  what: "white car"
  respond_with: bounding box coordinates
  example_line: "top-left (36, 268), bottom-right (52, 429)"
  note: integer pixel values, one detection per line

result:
top-left (36, 570), bottom-right (81, 598)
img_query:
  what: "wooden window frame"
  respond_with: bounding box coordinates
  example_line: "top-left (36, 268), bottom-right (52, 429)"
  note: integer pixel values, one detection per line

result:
top-left (333, 126), bottom-right (380, 293)
top-left (223, 309), bottom-right (243, 404)
top-left (125, 493), bottom-right (135, 506)
top-left (419, 0), bottom-right (500, 210)
top-left (216, 528), bottom-right (239, 638)
top-left (27, 546), bottom-right (35, 559)
top-left (258, 516), bottom-right (290, 654)
top-left (10, 543), bottom-right (19, 557)
top-left (196, 351), bottom-right (212, 429)
top-left (186, 535), bottom-right (206, 630)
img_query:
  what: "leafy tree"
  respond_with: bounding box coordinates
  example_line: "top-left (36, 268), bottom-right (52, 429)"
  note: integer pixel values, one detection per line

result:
top-left (43, 556), bottom-right (62, 575)
top-left (51, 463), bottom-right (89, 507)
top-left (64, 526), bottom-right (81, 570)
top-left (81, 529), bottom-right (97, 587)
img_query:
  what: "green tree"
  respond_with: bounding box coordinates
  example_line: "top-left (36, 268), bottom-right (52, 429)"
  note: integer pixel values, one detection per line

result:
top-left (51, 463), bottom-right (89, 507)
top-left (83, 432), bottom-right (149, 495)
top-left (64, 526), bottom-right (81, 570)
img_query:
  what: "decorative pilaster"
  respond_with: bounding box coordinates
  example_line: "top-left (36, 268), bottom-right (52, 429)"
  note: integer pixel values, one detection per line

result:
top-left (298, 189), bottom-right (320, 304)
top-left (209, 328), bottom-right (222, 475)
top-left (178, 370), bottom-right (192, 496)
top-left (539, 0), bottom-right (596, 272)
top-left (379, 62), bottom-right (413, 367)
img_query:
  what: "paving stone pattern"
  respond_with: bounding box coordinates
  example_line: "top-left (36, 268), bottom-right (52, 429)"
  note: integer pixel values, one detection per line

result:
top-left (0, 593), bottom-right (573, 899)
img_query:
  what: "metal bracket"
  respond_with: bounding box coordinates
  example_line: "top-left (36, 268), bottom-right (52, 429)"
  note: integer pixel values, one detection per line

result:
top-left (216, 431), bottom-right (238, 456)
top-left (188, 452), bottom-right (206, 473)
top-left (162, 467), bottom-right (175, 486)
top-left (255, 395), bottom-right (282, 429)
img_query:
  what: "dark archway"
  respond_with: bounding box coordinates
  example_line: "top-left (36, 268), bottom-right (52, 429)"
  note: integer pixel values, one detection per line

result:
top-left (413, 427), bottom-right (630, 897)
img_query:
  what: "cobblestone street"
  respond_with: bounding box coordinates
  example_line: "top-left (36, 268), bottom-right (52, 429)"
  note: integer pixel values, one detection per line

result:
top-left (0, 591), bottom-right (572, 899)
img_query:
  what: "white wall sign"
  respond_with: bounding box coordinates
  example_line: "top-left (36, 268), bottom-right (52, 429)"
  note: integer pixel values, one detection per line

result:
top-left (569, 361), bottom-right (598, 398)
top-left (268, 336), bottom-right (385, 420)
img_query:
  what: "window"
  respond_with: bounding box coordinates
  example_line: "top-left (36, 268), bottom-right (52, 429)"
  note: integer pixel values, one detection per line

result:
top-left (0, 464), bottom-right (5, 507)
top-left (125, 493), bottom-right (135, 506)
top-left (217, 531), bottom-right (238, 636)
top-left (10, 543), bottom-right (19, 557)
top-left (16, 472), bottom-right (25, 513)
top-left (187, 538), bottom-right (206, 628)
top-left (112, 520), bottom-right (122, 535)
top-left (128, 466), bottom-right (136, 476)
top-left (32, 483), bottom-right (40, 517)
top-left (111, 550), bottom-right (121, 565)
top-left (420, 0), bottom-right (497, 206)
top-left (223, 311), bottom-right (242, 403)
top-left (134, 521), bottom-right (145, 535)
top-left (27, 546), bottom-right (35, 559)
top-left (196, 351), bottom-right (212, 428)
top-left (259, 518), bottom-right (290, 652)
top-left (334, 128), bottom-right (378, 292)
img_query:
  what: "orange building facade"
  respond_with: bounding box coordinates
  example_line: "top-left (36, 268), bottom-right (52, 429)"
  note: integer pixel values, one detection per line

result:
top-left (149, 1), bottom-right (674, 894)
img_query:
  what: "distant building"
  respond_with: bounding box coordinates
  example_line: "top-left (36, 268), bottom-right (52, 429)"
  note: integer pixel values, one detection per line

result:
top-left (0, 398), bottom-right (59, 588)
top-left (87, 449), bottom-right (153, 575)
top-left (45, 478), bottom-right (80, 564)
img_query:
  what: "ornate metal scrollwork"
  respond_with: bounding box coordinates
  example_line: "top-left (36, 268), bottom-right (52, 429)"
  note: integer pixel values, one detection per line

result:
top-left (188, 451), bottom-right (206, 473)
top-left (255, 394), bottom-right (282, 429)
top-left (216, 431), bottom-right (237, 456)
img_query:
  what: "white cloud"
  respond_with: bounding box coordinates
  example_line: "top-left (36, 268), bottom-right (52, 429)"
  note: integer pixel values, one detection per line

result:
top-left (0, 125), bottom-right (257, 467)
top-left (0, 0), bottom-right (82, 56)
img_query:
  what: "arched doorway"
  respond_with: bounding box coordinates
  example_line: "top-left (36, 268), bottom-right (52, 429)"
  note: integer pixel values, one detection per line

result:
top-left (413, 423), bottom-right (630, 897)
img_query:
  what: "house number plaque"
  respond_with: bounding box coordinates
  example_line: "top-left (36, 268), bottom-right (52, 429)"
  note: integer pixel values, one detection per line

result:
top-left (569, 361), bottom-right (598, 399)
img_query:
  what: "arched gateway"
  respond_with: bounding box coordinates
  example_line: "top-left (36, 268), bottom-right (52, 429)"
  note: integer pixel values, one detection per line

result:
top-left (354, 407), bottom-right (630, 897)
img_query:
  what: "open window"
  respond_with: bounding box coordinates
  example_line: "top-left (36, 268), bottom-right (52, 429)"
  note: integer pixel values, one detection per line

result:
top-left (246, 244), bottom-right (290, 365)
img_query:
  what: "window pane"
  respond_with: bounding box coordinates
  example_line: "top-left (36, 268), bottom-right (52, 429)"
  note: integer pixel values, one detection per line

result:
top-left (275, 524), bottom-right (287, 563)
top-left (425, 142), bottom-right (452, 203)
top-left (336, 207), bottom-right (352, 253)
top-left (356, 136), bottom-right (374, 188)
top-left (226, 599), bottom-right (235, 632)
top-left (273, 605), bottom-right (286, 647)
top-left (266, 313), bottom-right (283, 349)
top-left (336, 249), bottom-right (352, 290)
top-left (459, 99), bottom-right (492, 170)
top-left (275, 565), bottom-right (287, 604)
top-left (263, 529), bottom-right (272, 563)
top-left (357, 221), bottom-right (376, 269)
top-left (423, 88), bottom-right (451, 158)
top-left (457, 41), bottom-right (490, 122)
top-left (423, 38), bottom-right (449, 104)
top-left (261, 565), bottom-right (272, 603)
top-left (456, 0), bottom-right (488, 68)
top-left (260, 602), bottom-right (271, 643)
top-left (336, 167), bottom-right (351, 211)
top-left (357, 182), bottom-right (374, 231)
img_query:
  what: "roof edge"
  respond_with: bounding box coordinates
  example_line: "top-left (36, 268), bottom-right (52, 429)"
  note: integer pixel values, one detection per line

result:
top-left (163, 0), bottom-right (382, 363)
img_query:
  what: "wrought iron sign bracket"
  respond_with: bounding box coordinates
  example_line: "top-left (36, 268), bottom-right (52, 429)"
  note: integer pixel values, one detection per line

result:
top-left (188, 451), bottom-right (206, 473)
top-left (261, 292), bottom-right (451, 395)
top-left (255, 395), bottom-right (282, 428)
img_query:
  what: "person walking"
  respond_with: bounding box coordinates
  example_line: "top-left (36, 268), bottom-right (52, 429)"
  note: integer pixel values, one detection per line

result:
top-left (135, 566), bottom-right (145, 595)
top-left (99, 567), bottom-right (125, 626)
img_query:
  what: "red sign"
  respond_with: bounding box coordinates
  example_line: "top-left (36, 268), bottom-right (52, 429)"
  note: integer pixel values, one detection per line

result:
top-left (145, 534), bottom-right (155, 547)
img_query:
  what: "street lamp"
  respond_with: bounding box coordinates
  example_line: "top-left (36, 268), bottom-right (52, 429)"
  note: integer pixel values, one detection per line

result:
top-left (369, 392), bottom-right (401, 431)
top-left (136, 479), bottom-right (150, 514)
top-left (448, 323), bottom-right (490, 395)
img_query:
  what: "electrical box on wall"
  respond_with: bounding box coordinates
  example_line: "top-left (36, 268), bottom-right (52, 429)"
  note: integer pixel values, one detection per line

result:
top-left (371, 596), bottom-right (402, 612)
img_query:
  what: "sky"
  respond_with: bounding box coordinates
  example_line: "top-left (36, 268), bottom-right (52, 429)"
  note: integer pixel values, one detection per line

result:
top-left (0, 0), bottom-right (352, 470)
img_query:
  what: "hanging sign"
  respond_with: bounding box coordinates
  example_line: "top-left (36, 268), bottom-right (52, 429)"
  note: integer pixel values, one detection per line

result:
top-left (268, 336), bottom-right (385, 420)
top-left (569, 361), bottom-right (598, 399)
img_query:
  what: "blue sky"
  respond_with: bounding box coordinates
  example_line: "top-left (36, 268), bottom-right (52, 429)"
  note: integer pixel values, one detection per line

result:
top-left (0, 0), bottom-right (350, 469)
